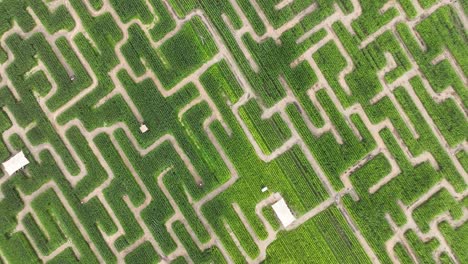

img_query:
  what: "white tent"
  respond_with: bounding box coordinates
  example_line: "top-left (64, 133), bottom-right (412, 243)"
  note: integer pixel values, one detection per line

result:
top-left (272, 198), bottom-right (296, 227)
top-left (140, 124), bottom-right (149, 133)
top-left (2, 151), bottom-right (29, 176)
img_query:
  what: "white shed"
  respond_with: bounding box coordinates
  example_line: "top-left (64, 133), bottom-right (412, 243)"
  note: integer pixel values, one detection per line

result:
top-left (140, 124), bottom-right (149, 133)
top-left (271, 198), bottom-right (296, 228)
top-left (2, 151), bottom-right (29, 176)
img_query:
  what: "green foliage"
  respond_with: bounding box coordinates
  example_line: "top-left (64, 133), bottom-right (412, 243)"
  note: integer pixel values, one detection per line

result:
top-left (264, 207), bottom-right (371, 263)
top-left (110, 0), bottom-right (154, 24)
top-left (124, 242), bottom-right (160, 264)
top-left (412, 189), bottom-right (464, 233)
top-left (0, 0), bottom-right (466, 263)
top-left (439, 221), bottom-right (468, 263)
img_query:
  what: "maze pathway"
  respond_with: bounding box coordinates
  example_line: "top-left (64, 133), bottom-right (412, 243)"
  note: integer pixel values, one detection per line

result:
top-left (0, 0), bottom-right (466, 263)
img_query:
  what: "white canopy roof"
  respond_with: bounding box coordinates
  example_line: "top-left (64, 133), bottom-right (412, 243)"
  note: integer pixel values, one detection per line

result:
top-left (140, 124), bottom-right (149, 133)
top-left (272, 198), bottom-right (296, 227)
top-left (2, 151), bottom-right (29, 176)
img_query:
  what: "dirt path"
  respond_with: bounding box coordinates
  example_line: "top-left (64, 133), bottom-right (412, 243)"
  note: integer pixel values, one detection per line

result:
top-left (15, 181), bottom-right (105, 262)
top-left (385, 179), bottom-right (468, 263)
top-left (1, 0), bottom-right (467, 263)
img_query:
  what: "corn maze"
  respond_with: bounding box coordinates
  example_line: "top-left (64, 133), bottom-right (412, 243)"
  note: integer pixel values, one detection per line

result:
top-left (0, 0), bottom-right (467, 263)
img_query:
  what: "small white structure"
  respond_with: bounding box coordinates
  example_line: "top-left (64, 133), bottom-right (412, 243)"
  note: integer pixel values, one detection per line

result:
top-left (139, 124), bottom-right (149, 133)
top-left (271, 198), bottom-right (296, 228)
top-left (2, 151), bottom-right (29, 176)
top-left (261, 186), bottom-right (268, 193)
